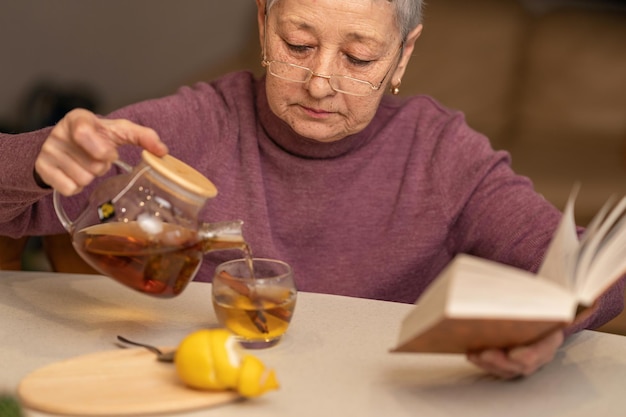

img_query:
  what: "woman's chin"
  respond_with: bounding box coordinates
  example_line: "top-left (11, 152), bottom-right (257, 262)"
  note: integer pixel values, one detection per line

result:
top-left (289, 122), bottom-right (347, 143)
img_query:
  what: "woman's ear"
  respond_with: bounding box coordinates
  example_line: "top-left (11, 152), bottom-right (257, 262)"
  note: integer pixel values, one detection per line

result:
top-left (391, 24), bottom-right (423, 87)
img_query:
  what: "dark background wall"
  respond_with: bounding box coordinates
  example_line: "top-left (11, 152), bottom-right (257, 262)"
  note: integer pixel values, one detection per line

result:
top-left (0, 0), bottom-right (256, 129)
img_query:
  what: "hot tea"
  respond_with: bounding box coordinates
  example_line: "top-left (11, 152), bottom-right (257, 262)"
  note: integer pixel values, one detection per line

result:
top-left (74, 222), bottom-right (246, 298)
top-left (212, 258), bottom-right (297, 348)
top-left (213, 287), bottom-right (296, 340)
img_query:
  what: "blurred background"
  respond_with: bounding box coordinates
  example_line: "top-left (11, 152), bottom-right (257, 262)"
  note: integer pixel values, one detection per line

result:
top-left (0, 0), bottom-right (256, 129)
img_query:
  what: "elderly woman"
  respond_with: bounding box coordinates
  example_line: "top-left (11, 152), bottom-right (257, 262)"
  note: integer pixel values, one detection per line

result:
top-left (0, 0), bottom-right (623, 379)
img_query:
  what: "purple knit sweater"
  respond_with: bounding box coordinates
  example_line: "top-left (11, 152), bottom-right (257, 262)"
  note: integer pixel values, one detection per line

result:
top-left (0, 71), bottom-right (622, 332)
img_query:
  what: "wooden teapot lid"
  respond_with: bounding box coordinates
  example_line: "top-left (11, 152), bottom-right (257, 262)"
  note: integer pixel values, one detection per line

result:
top-left (141, 150), bottom-right (218, 199)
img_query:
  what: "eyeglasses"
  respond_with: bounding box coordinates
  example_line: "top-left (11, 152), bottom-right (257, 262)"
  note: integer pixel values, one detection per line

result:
top-left (262, 11), bottom-right (402, 97)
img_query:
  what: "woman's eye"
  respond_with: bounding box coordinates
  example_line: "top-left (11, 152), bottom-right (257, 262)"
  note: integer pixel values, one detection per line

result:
top-left (286, 42), bottom-right (310, 54)
top-left (347, 55), bottom-right (373, 67)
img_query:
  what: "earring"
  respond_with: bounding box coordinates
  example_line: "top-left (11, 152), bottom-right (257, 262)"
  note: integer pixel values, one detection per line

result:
top-left (390, 80), bottom-right (401, 95)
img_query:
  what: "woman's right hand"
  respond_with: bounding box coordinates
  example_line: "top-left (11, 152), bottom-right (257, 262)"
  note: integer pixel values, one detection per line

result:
top-left (34, 108), bottom-right (168, 196)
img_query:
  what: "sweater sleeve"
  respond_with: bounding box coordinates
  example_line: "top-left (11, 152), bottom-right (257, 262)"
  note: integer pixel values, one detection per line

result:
top-left (0, 129), bottom-right (59, 236)
top-left (428, 115), bottom-right (560, 271)
top-left (429, 111), bottom-right (624, 333)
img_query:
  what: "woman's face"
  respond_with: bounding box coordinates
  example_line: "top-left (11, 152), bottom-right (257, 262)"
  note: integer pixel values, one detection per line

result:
top-left (257, 0), bottom-right (421, 143)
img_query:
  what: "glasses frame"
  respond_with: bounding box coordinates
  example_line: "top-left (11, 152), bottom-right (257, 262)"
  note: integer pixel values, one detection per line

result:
top-left (261, 9), bottom-right (403, 97)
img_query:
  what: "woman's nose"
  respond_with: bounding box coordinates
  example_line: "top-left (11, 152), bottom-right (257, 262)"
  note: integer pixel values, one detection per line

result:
top-left (307, 73), bottom-right (335, 95)
top-left (306, 58), bottom-right (337, 97)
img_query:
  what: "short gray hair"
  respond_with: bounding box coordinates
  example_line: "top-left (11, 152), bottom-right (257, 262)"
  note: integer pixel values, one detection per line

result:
top-left (265, 0), bottom-right (423, 41)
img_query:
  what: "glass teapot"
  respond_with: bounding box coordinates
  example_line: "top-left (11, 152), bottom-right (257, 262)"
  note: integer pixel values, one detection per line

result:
top-left (53, 150), bottom-right (246, 298)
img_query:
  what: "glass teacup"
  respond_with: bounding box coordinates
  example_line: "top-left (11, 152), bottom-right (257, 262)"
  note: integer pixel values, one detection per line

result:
top-left (212, 258), bottom-right (297, 349)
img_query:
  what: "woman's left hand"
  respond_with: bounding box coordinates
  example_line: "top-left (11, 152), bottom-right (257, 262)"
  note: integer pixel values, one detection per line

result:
top-left (466, 330), bottom-right (564, 379)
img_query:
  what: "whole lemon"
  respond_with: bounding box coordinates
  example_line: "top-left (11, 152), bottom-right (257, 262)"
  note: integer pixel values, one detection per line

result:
top-left (174, 329), bottom-right (279, 397)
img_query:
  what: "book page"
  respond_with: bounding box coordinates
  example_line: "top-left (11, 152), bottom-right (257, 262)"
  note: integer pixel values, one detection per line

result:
top-left (537, 186), bottom-right (580, 291)
top-left (577, 198), bottom-right (626, 305)
top-left (574, 197), bottom-right (626, 291)
top-left (572, 195), bottom-right (617, 283)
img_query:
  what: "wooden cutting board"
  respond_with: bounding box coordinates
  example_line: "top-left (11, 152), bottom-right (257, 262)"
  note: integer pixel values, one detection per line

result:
top-left (18, 348), bottom-right (240, 416)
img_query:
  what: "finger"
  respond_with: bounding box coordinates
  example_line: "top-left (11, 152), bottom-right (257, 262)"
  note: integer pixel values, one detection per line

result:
top-left (41, 129), bottom-right (114, 177)
top-left (467, 349), bottom-right (525, 379)
top-left (59, 109), bottom-right (120, 162)
top-left (508, 330), bottom-right (564, 376)
top-left (37, 132), bottom-right (115, 194)
top-left (34, 153), bottom-right (95, 196)
top-left (61, 109), bottom-right (168, 160)
top-left (99, 118), bottom-right (168, 156)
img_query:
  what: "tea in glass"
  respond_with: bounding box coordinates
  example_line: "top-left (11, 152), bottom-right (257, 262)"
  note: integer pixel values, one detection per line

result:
top-left (212, 258), bottom-right (297, 348)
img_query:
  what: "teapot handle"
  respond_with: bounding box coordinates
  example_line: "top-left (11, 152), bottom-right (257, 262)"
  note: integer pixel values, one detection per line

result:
top-left (52, 159), bottom-right (133, 233)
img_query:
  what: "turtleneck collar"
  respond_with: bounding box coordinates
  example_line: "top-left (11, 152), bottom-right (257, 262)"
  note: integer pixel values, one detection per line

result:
top-left (254, 76), bottom-right (379, 159)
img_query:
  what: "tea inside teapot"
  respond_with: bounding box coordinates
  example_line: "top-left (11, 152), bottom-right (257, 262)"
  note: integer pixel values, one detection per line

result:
top-left (74, 220), bottom-right (247, 297)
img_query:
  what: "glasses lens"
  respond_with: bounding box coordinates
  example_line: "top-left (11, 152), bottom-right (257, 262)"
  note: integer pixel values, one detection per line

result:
top-left (266, 61), bottom-right (377, 96)
top-left (268, 62), bottom-right (311, 83)
top-left (330, 76), bottom-right (375, 96)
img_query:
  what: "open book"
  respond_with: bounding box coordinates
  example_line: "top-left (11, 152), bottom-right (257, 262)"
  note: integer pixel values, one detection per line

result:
top-left (392, 187), bottom-right (626, 354)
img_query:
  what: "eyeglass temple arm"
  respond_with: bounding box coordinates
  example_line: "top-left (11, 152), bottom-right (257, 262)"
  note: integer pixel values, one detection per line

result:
top-left (262, 7), bottom-right (269, 62)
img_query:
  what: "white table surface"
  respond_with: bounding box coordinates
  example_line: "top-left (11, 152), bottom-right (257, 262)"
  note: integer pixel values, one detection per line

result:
top-left (2, 270), bottom-right (626, 417)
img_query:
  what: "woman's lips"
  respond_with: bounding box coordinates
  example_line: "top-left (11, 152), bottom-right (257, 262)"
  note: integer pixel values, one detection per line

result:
top-left (300, 105), bottom-right (333, 119)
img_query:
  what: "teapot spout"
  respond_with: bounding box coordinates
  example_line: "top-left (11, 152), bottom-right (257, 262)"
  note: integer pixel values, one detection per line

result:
top-left (198, 220), bottom-right (247, 253)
